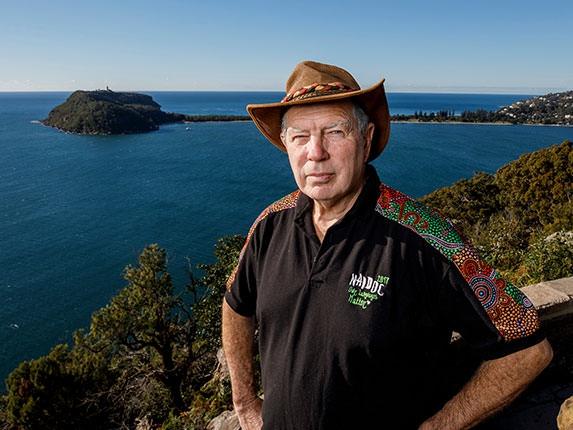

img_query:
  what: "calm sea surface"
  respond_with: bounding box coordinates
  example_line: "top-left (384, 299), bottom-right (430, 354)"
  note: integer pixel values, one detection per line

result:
top-left (1, 91), bottom-right (572, 383)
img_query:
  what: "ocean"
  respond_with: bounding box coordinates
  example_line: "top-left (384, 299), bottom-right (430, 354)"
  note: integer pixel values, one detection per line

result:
top-left (1, 91), bottom-right (572, 384)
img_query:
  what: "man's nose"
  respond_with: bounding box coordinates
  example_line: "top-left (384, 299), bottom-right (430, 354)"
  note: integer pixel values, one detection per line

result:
top-left (307, 134), bottom-right (328, 161)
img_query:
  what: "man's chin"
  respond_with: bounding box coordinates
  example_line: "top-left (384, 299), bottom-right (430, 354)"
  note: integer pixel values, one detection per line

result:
top-left (303, 186), bottom-right (336, 202)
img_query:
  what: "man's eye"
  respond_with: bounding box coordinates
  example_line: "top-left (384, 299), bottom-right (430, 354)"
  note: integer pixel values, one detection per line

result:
top-left (328, 129), bottom-right (344, 135)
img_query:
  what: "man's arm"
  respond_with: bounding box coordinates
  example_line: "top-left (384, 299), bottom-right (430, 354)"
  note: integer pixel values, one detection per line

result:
top-left (419, 338), bottom-right (553, 430)
top-left (221, 298), bottom-right (263, 430)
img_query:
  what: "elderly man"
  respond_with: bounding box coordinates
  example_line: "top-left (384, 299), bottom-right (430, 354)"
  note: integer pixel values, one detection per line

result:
top-left (222, 60), bottom-right (553, 429)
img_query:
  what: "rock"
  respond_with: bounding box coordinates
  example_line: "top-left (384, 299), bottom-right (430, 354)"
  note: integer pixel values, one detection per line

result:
top-left (522, 283), bottom-right (570, 310)
top-left (207, 410), bottom-right (240, 430)
top-left (558, 396), bottom-right (573, 430)
top-left (217, 347), bottom-right (229, 379)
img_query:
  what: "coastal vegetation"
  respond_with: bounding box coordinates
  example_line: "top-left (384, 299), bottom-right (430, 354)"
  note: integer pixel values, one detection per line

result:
top-left (1, 141), bottom-right (571, 429)
top-left (392, 109), bottom-right (509, 123)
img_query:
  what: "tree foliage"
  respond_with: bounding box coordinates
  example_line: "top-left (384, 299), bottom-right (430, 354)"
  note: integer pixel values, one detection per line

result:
top-left (421, 140), bottom-right (573, 284)
top-left (89, 244), bottom-right (194, 413)
top-left (4, 344), bottom-right (106, 430)
top-left (495, 139), bottom-right (573, 233)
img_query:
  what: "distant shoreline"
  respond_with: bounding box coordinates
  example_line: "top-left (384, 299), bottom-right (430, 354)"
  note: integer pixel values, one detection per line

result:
top-left (390, 120), bottom-right (573, 127)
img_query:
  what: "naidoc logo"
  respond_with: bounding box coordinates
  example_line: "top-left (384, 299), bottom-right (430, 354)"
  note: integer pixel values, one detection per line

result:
top-left (347, 273), bottom-right (390, 309)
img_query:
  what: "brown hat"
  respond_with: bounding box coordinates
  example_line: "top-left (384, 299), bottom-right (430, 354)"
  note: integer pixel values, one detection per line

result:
top-left (247, 60), bottom-right (390, 161)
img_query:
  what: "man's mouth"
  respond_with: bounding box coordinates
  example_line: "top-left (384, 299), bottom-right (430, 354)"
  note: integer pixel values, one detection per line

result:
top-left (306, 173), bottom-right (334, 183)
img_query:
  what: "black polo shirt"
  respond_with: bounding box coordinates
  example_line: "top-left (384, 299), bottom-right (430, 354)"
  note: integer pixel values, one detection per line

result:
top-left (225, 165), bottom-right (544, 430)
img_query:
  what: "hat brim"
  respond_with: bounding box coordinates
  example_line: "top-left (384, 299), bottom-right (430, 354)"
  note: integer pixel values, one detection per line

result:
top-left (246, 79), bottom-right (390, 161)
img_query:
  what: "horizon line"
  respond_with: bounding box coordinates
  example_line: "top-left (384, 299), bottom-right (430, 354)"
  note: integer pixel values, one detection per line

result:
top-left (0, 88), bottom-right (567, 96)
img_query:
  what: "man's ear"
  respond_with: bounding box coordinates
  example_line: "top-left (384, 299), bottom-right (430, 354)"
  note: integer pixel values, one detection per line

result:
top-left (363, 122), bottom-right (375, 162)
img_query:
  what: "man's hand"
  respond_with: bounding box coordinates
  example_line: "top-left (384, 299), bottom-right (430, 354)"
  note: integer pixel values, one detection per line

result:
top-left (419, 338), bottom-right (553, 430)
top-left (222, 298), bottom-right (263, 429)
top-left (235, 396), bottom-right (263, 430)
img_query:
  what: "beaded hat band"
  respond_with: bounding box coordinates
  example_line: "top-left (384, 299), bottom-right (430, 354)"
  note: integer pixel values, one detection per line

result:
top-left (281, 82), bottom-right (359, 103)
top-left (247, 60), bottom-right (390, 161)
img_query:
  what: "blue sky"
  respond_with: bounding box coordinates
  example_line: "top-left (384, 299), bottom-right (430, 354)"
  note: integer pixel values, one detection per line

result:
top-left (1, 0), bottom-right (571, 93)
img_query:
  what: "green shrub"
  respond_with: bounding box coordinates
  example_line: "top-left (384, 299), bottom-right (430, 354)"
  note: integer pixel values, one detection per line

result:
top-left (471, 211), bottom-right (529, 275)
top-left (521, 231), bottom-right (573, 284)
top-left (4, 344), bottom-right (109, 430)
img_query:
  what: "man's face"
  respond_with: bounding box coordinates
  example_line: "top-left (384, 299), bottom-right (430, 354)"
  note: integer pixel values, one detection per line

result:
top-left (280, 101), bottom-right (374, 206)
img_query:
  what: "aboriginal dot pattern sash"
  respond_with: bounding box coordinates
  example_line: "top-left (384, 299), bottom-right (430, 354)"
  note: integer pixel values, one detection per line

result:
top-left (375, 184), bottom-right (539, 341)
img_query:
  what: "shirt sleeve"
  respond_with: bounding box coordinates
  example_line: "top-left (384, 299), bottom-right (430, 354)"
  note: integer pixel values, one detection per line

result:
top-left (436, 261), bottom-right (546, 360)
top-left (224, 190), bottom-right (300, 318)
top-left (224, 225), bottom-right (259, 317)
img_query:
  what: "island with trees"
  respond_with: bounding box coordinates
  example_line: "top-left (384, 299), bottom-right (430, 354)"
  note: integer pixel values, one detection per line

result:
top-left (41, 89), bottom-right (250, 135)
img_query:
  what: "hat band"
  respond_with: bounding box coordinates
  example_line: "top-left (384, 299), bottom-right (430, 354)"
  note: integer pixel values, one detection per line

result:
top-left (281, 82), bottom-right (358, 103)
